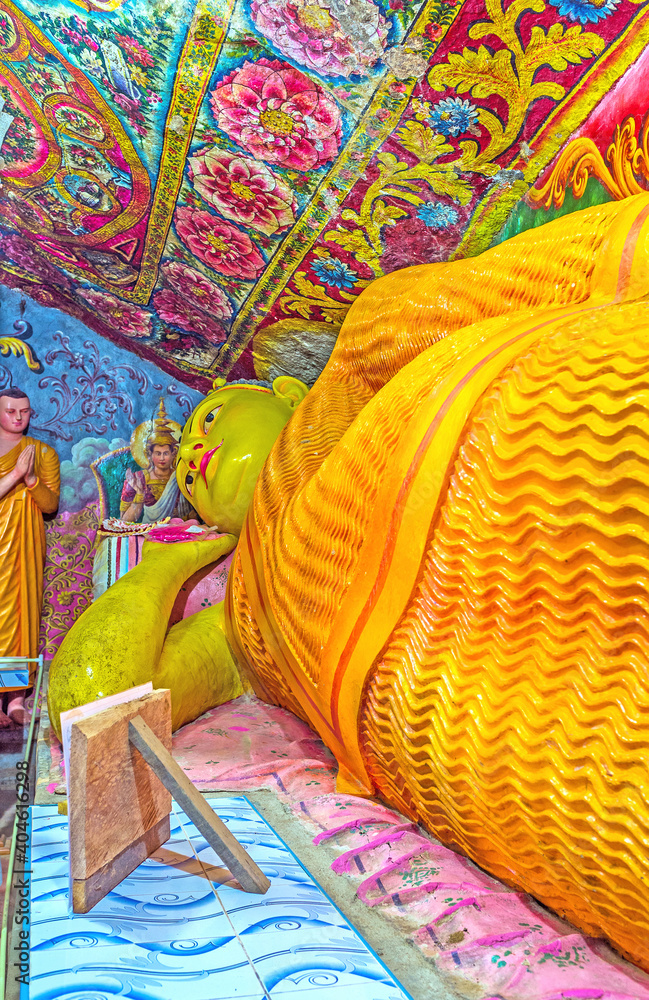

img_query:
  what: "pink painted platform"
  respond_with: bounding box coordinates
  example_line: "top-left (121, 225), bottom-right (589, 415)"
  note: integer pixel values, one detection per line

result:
top-left (42, 694), bottom-right (649, 1000)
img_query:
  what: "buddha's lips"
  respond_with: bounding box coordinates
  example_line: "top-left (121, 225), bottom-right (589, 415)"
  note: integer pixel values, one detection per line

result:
top-left (200, 440), bottom-right (223, 483)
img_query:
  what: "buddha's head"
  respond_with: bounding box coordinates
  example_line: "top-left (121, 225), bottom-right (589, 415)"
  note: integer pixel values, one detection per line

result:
top-left (0, 387), bottom-right (31, 437)
top-left (176, 376), bottom-right (308, 535)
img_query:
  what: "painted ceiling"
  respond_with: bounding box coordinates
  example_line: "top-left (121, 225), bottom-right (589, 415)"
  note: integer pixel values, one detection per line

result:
top-left (0, 0), bottom-right (648, 392)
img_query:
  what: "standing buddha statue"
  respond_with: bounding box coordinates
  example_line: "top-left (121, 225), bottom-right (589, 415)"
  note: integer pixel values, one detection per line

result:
top-left (0, 387), bottom-right (59, 724)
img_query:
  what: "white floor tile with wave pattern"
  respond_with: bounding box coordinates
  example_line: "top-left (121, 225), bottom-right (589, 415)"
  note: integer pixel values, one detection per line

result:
top-left (26, 798), bottom-right (412, 1000)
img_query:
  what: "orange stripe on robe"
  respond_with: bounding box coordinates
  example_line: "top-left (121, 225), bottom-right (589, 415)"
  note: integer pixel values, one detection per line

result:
top-left (0, 437), bottom-right (60, 677)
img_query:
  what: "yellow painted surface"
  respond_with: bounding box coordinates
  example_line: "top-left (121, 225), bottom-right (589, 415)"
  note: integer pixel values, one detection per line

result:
top-left (49, 194), bottom-right (649, 970)
top-left (230, 194), bottom-right (649, 969)
top-left (47, 535), bottom-right (237, 737)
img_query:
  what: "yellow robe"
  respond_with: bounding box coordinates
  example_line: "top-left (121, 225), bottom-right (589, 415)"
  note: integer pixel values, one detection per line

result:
top-left (227, 194), bottom-right (649, 971)
top-left (0, 437), bottom-right (60, 676)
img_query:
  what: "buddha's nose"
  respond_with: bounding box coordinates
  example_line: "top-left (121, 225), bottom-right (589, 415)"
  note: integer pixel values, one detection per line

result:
top-left (179, 441), bottom-right (204, 468)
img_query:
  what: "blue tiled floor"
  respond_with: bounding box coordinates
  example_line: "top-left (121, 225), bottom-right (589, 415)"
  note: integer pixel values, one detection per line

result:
top-left (27, 798), bottom-right (412, 1000)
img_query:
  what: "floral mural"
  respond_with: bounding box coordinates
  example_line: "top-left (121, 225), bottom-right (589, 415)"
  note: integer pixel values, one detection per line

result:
top-left (249, 0), bottom-right (389, 78)
top-left (210, 59), bottom-right (343, 171)
top-left (189, 147), bottom-right (297, 235)
top-left (174, 208), bottom-right (266, 278)
top-left (0, 0), bottom-right (646, 389)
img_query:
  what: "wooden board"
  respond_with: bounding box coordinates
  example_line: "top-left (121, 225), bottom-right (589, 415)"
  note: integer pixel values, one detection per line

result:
top-left (69, 689), bottom-right (172, 887)
top-left (72, 814), bottom-right (170, 913)
top-left (129, 716), bottom-right (270, 895)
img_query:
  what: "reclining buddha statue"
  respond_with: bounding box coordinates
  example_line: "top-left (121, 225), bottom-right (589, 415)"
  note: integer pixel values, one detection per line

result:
top-left (49, 193), bottom-right (649, 971)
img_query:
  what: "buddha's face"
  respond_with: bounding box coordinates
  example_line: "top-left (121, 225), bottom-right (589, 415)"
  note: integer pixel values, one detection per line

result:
top-left (177, 379), bottom-right (308, 535)
top-left (0, 395), bottom-right (31, 436)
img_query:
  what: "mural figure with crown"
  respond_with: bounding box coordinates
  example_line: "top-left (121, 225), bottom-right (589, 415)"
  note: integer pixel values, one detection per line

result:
top-left (120, 399), bottom-right (191, 524)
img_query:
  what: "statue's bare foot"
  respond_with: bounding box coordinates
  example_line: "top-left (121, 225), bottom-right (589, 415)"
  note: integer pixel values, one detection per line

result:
top-left (7, 694), bottom-right (28, 727)
top-left (0, 706), bottom-right (13, 728)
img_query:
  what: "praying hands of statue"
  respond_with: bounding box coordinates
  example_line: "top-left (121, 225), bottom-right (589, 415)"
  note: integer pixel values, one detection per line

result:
top-left (0, 442), bottom-right (37, 501)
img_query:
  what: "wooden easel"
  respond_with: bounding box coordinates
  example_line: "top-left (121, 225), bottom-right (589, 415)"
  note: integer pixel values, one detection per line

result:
top-left (68, 688), bottom-right (270, 913)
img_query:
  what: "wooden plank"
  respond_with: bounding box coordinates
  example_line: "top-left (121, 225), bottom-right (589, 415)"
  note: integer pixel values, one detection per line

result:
top-left (69, 689), bottom-right (172, 882)
top-left (72, 815), bottom-right (170, 914)
top-left (128, 716), bottom-right (270, 895)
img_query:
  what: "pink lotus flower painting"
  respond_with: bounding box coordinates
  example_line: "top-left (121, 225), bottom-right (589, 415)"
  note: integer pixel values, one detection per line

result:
top-left (153, 288), bottom-right (227, 344)
top-left (174, 208), bottom-right (266, 279)
top-left (189, 147), bottom-right (297, 236)
top-left (210, 59), bottom-right (342, 171)
top-left (161, 261), bottom-right (233, 320)
top-left (76, 287), bottom-right (152, 338)
top-left (250, 0), bottom-right (388, 79)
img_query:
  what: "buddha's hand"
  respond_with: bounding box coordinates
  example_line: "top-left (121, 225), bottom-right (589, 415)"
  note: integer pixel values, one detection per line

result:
top-left (14, 444), bottom-right (36, 488)
top-left (47, 532), bottom-right (237, 739)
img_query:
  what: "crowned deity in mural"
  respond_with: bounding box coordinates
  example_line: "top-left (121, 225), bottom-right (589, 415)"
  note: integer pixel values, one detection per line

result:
top-left (120, 399), bottom-right (192, 523)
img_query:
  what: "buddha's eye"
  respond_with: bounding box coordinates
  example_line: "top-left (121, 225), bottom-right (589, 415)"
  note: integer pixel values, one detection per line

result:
top-left (185, 472), bottom-right (194, 496)
top-left (203, 405), bottom-right (221, 432)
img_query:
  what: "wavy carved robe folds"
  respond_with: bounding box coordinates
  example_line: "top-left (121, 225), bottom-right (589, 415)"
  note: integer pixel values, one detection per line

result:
top-left (227, 194), bottom-right (649, 969)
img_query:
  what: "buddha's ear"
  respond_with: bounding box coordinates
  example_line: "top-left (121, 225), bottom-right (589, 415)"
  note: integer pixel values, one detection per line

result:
top-left (272, 376), bottom-right (309, 409)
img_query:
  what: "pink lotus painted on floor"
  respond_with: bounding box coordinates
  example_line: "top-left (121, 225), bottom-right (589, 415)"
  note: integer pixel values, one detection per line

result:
top-left (161, 261), bottom-right (233, 320)
top-left (210, 59), bottom-right (342, 171)
top-left (174, 207), bottom-right (265, 279)
top-left (189, 147), bottom-right (297, 236)
top-left (250, 0), bottom-right (388, 79)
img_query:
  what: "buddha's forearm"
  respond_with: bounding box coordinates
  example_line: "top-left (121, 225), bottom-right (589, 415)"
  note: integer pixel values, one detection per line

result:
top-left (47, 534), bottom-right (238, 738)
top-left (27, 478), bottom-right (59, 514)
top-left (155, 601), bottom-right (245, 731)
top-left (0, 469), bottom-right (20, 502)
